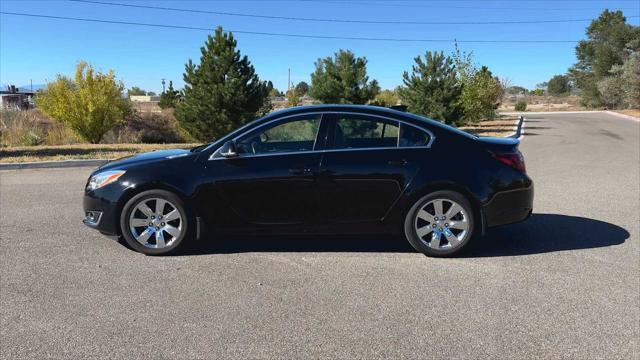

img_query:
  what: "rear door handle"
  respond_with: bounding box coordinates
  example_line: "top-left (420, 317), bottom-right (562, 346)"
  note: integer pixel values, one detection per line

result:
top-left (388, 159), bottom-right (408, 166)
top-left (289, 168), bottom-right (313, 175)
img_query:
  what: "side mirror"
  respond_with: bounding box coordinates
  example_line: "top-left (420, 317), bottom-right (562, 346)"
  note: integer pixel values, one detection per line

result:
top-left (220, 140), bottom-right (238, 158)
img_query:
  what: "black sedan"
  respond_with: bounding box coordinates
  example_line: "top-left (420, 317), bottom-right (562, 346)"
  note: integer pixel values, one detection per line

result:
top-left (83, 105), bottom-right (533, 256)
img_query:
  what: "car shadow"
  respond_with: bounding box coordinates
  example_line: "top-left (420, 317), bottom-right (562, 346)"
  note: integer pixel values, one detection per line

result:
top-left (181, 233), bottom-right (415, 255)
top-left (462, 213), bottom-right (628, 257)
top-left (175, 214), bottom-right (627, 257)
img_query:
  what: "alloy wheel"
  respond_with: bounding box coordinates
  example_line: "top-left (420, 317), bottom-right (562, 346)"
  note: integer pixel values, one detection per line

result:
top-left (129, 197), bottom-right (183, 249)
top-left (413, 198), bottom-right (470, 250)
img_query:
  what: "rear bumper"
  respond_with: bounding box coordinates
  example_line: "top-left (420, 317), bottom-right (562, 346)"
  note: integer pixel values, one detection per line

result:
top-left (483, 184), bottom-right (534, 228)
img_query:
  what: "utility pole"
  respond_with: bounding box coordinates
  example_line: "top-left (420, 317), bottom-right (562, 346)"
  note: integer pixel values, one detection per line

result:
top-left (30, 79), bottom-right (33, 91)
top-left (287, 68), bottom-right (291, 92)
top-left (161, 78), bottom-right (166, 93)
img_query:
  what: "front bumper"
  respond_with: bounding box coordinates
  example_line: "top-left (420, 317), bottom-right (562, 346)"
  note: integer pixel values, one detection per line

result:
top-left (83, 190), bottom-right (120, 235)
top-left (482, 184), bottom-right (534, 228)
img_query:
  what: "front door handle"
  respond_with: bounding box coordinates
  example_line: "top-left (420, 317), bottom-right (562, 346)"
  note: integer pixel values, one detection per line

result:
top-left (388, 159), bottom-right (408, 166)
top-left (289, 168), bottom-right (313, 175)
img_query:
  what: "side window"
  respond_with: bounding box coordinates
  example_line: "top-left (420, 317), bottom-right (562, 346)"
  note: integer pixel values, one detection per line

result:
top-left (400, 124), bottom-right (431, 147)
top-left (236, 115), bottom-right (321, 155)
top-left (334, 116), bottom-right (399, 149)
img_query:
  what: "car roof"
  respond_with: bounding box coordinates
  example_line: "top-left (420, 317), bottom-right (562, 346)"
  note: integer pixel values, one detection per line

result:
top-left (267, 104), bottom-right (411, 119)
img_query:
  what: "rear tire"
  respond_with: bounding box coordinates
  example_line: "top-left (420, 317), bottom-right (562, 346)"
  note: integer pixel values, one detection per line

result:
top-left (404, 190), bottom-right (475, 257)
top-left (120, 190), bottom-right (193, 255)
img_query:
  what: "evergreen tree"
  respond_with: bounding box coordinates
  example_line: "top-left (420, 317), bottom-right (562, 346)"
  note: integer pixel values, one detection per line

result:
top-left (159, 81), bottom-right (180, 109)
top-left (309, 50), bottom-right (379, 104)
top-left (175, 27), bottom-right (273, 141)
top-left (547, 75), bottom-right (571, 96)
top-left (398, 51), bottom-right (463, 125)
top-left (294, 81), bottom-right (310, 96)
top-left (569, 10), bottom-right (639, 107)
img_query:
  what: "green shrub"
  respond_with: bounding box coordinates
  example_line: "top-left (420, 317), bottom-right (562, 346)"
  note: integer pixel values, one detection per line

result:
top-left (515, 101), bottom-right (527, 111)
top-left (37, 62), bottom-right (131, 143)
top-left (19, 131), bottom-right (43, 146)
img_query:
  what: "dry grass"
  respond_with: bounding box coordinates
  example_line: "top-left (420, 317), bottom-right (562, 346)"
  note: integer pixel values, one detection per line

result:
top-left (0, 109), bottom-right (82, 146)
top-left (614, 109), bottom-right (640, 118)
top-left (458, 116), bottom-right (518, 137)
top-left (0, 143), bottom-right (200, 163)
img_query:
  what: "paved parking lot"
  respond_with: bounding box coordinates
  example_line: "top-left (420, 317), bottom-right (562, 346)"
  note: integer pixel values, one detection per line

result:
top-left (1, 112), bottom-right (638, 359)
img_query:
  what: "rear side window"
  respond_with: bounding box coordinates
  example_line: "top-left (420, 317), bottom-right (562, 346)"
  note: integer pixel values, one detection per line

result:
top-left (334, 117), bottom-right (399, 149)
top-left (400, 124), bottom-right (431, 147)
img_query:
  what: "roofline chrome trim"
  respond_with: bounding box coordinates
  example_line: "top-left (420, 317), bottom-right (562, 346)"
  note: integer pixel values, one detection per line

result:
top-left (208, 111), bottom-right (435, 161)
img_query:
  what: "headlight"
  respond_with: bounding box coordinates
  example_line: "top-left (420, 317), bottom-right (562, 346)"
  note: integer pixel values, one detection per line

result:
top-left (87, 170), bottom-right (126, 191)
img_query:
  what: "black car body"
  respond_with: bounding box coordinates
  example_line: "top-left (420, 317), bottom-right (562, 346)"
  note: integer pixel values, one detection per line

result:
top-left (83, 105), bottom-right (533, 256)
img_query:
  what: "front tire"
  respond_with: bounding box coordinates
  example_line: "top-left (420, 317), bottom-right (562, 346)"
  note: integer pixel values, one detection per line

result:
top-left (120, 190), bottom-right (192, 255)
top-left (404, 190), bottom-right (475, 257)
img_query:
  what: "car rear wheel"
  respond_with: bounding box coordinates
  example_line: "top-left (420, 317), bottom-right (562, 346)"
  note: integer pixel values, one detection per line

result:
top-left (120, 190), bottom-right (192, 255)
top-left (404, 190), bottom-right (475, 257)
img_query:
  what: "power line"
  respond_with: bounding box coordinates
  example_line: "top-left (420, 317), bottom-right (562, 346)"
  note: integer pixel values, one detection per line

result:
top-left (70, 0), bottom-right (639, 25)
top-left (0, 11), bottom-right (581, 43)
top-left (304, 0), bottom-right (639, 11)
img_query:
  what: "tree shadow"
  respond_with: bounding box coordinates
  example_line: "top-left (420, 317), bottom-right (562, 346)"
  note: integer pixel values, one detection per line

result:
top-left (462, 213), bottom-right (628, 257)
top-left (176, 214), bottom-right (627, 257)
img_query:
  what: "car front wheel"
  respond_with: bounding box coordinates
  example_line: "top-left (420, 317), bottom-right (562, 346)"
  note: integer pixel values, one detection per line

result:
top-left (404, 190), bottom-right (475, 257)
top-left (120, 190), bottom-right (192, 255)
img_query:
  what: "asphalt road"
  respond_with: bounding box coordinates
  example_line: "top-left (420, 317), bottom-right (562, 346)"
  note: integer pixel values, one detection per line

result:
top-left (1, 112), bottom-right (638, 359)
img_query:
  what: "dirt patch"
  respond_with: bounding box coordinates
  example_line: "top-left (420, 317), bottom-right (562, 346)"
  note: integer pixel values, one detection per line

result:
top-left (459, 117), bottom-right (518, 137)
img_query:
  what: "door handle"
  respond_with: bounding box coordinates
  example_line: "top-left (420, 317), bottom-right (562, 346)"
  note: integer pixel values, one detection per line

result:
top-left (289, 168), bottom-right (313, 175)
top-left (388, 159), bottom-right (408, 166)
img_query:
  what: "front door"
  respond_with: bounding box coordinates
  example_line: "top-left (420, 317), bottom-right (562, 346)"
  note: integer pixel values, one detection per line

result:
top-left (206, 114), bottom-right (327, 226)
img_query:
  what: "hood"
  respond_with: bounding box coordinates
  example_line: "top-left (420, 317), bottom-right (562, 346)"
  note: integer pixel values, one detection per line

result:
top-left (98, 148), bottom-right (193, 171)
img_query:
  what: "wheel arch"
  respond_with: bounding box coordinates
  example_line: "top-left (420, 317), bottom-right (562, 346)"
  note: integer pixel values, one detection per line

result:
top-left (113, 182), bottom-right (193, 236)
top-left (401, 181), bottom-right (485, 236)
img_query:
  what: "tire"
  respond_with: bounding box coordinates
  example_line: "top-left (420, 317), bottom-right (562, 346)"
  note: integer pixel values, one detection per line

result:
top-left (403, 190), bottom-right (475, 257)
top-left (120, 189), bottom-right (193, 255)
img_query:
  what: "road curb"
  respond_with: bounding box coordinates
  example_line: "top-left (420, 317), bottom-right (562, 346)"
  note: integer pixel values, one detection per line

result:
top-left (509, 115), bottom-right (526, 139)
top-left (500, 111), bottom-right (602, 115)
top-left (0, 159), bottom-right (109, 170)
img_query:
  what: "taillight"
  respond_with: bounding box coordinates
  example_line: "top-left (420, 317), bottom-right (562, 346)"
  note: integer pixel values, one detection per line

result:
top-left (492, 151), bottom-right (526, 173)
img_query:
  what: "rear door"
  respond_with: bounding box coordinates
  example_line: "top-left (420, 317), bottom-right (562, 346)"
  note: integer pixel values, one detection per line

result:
top-left (317, 113), bottom-right (432, 225)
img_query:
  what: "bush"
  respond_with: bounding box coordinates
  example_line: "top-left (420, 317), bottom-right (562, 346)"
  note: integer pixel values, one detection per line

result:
top-left (36, 61), bottom-right (131, 143)
top-left (515, 101), bottom-right (527, 111)
top-left (103, 110), bottom-right (188, 144)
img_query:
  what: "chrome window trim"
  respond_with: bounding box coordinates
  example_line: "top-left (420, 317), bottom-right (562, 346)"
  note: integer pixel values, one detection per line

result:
top-left (209, 111), bottom-right (435, 160)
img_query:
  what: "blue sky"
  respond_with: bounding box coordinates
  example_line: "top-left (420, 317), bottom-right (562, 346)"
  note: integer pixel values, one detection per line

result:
top-left (1, 0), bottom-right (639, 93)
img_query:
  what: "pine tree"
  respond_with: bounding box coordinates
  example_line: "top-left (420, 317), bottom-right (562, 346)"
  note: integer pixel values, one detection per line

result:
top-left (175, 27), bottom-right (273, 141)
top-left (398, 51), bottom-right (463, 125)
top-left (309, 50), bottom-right (379, 104)
top-left (159, 81), bottom-right (180, 109)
